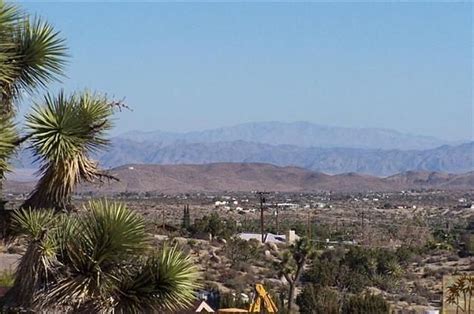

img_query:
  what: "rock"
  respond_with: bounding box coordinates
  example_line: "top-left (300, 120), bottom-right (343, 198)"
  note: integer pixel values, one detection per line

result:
top-left (210, 253), bottom-right (221, 264)
top-left (218, 238), bottom-right (227, 245)
top-left (264, 250), bottom-right (272, 258)
top-left (267, 243), bottom-right (279, 252)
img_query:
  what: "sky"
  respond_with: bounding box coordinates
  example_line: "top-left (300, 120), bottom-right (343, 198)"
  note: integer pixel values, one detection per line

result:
top-left (19, 1), bottom-right (473, 141)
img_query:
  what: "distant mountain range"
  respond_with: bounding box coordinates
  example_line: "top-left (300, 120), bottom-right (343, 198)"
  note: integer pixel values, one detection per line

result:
top-left (12, 122), bottom-right (473, 177)
top-left (118, 121), bottom-right (450, 150)
top-left (5, 163), bottom-right (474, 194)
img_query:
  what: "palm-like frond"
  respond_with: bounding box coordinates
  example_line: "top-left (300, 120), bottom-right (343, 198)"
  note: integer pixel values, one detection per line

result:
top-left (22, 91), bottom-right (114, 210)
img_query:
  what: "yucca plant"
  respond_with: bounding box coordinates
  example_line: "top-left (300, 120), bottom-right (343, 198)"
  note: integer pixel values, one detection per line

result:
top-left (0, 118), bottom-right (17, 178)
top-left (0, 0), bottom-right (67, 115)
top-left (0, 1), bottom-right (20, 93)
top-left (22, 91), bottom-right (117, 210)
top-left (4, 200), bottom-right (200, 312)
top-left (0, 0), bottom-right (67, 200)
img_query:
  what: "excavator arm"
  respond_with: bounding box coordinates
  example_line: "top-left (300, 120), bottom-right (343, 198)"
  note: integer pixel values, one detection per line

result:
top-left (248, 284), bottom-right (278, 313)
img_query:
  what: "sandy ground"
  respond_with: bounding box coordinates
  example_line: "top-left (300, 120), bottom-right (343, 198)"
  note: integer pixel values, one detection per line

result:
top-left (0, 253), bottom-right (20, 272)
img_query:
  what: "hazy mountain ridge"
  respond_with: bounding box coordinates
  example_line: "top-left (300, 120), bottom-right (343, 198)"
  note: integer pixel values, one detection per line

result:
top-left (118, 121), bottom-right (449, 150)
top-left (13, 140), bottom-right (473, 177)
top-left (94, 140), bottom-right (473, 176)
top-left (12, 122), bottom-right (472, 177)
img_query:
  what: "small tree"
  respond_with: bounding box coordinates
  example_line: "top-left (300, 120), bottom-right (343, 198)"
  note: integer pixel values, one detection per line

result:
top-left (182, 204), bottom-right (191, 230)
top-left (276, 238), bottom-right (314, 312)
top-left (445, 275), bottom-right (474, 314)
top-left (190, 213), bottom-right (237, 240)
top-left (296, 285), bottom-right (340, 314)
top-left (225, 237), bottom-right (259, 268)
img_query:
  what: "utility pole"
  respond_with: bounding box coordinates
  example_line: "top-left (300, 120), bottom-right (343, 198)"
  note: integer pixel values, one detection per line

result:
top-left (307, 211), bottom-right (312, 239)
top-left (257, 192), bottom-right (269, 243)
top-left (162, 209), bottom-right (165, 230)
top-left (275, 208), bottom-right (279, 235)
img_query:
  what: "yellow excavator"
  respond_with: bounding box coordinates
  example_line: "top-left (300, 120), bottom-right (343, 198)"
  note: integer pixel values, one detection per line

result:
top-left (218, 283), bottom-right (278, 313)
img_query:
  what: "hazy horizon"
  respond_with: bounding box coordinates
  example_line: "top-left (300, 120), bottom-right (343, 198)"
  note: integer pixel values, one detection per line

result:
top-left (117, 120), bottom-right (470, 143)
top-left (20, 2), bottom-right (472, 142)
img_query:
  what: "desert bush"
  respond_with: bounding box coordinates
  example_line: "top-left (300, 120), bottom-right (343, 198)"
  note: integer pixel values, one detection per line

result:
top-left (341, 293), bottom-right (390, 314)
top-left (189, 213), bottom-right (237, 239)
top-left (296, 285), bottom-right (340, 314)
top-left (447, 254), bottom-right (460, 262)
top-left (219, 292), bottom-right (250, 310)
top-left (225, 237), bottom-right (259, 268)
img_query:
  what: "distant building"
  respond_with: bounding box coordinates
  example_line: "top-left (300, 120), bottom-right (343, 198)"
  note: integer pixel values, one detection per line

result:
top-left (276, 203), bottom-right (298, 210)
top-left (238, 229), bottom-right (299, 244)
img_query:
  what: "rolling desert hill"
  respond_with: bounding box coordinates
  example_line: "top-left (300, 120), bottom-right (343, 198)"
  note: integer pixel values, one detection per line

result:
top-left (7, 163), bottom-right (471, 195)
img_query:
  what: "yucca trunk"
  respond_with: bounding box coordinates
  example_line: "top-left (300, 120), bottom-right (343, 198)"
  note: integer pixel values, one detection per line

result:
top-left (22, 155), bottom-right (100, 210)
top-left (3, 230), bottom-right (49, 309)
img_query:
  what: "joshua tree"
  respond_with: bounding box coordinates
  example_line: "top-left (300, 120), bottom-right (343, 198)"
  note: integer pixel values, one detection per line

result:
top-left (21, 91), bottom-right (120, 210)
top-left (0, 0), bottom-right (67, 197)
top-left (276, 238), bottom-right (314, 312)
top-left (3, 200), bottom-right (200, 312)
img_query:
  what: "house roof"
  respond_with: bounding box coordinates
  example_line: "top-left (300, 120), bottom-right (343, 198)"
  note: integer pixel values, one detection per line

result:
top-left (237, 233), bottom-right (287, 243)
top-left (196, 300), bottom-right (215, 313)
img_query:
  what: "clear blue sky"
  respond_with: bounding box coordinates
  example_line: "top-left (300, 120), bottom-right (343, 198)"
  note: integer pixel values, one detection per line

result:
top-left (20, 1), bottom-right (472, 141)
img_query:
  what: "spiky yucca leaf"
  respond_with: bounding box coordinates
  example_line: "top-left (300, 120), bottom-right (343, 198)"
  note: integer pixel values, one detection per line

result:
top-left (0, 1), bottom-right (21, 88)
top-left (10, 207), bottom-right (58, 240)
top-left (38, 200), bottom-right (149, 311)
top-left (0, 117), bottom-right (17, 176)
top-left (22, 91), bottom-right (114, 210)
top-left (7, 200), bottom-right (201, 313)
top-left (8, 16), bottom-right (67, 94)
top-left (0, 1), bottom-right (67, 115)
top-left (4, 208), bottom-right (62, 309)
top-left (115, 245), bottom-right (200, 313)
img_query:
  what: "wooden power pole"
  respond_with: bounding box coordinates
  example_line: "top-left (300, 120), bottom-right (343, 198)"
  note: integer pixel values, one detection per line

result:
top-left (257, 192), bottom-right (269, 243)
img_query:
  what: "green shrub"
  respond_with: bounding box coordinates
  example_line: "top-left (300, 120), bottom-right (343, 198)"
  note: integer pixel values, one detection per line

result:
top-left (0, 269), bottom-right (14, 287)
top-left (341, 293), bottom-right (389, 314)
top-left (296, 285), bottom-right (340, 314)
